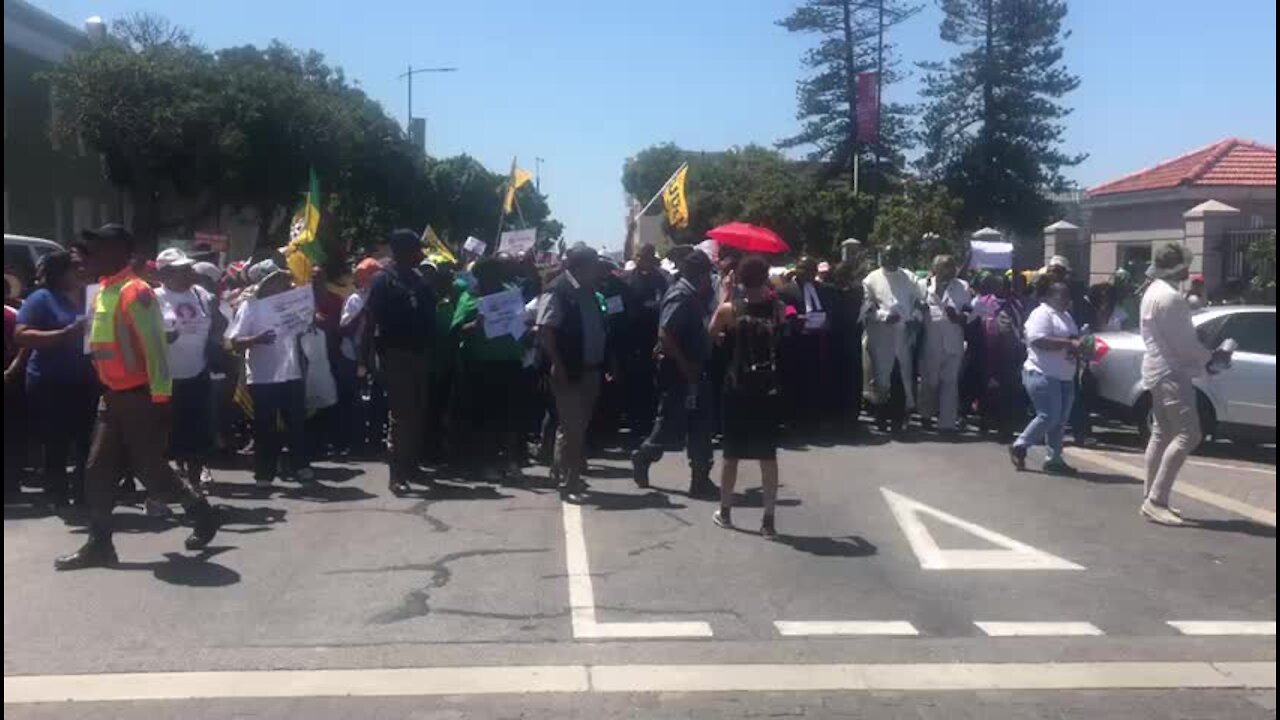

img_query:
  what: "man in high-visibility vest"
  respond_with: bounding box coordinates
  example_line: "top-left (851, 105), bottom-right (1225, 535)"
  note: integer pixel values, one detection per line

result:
top-left (55, 224), bottom-right (219, 571)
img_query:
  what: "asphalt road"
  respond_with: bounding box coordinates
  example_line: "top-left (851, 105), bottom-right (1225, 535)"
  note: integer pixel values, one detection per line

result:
top-left (4, 433), bottom-right (1275, 718)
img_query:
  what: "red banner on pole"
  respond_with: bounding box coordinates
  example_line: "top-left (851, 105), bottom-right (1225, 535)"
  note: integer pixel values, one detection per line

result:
top-left (856, 71), bottom-right (880, 144)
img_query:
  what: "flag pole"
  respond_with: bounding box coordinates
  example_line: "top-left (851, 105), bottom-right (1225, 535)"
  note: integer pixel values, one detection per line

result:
top-left (632, 162), bottom-right (688, 220)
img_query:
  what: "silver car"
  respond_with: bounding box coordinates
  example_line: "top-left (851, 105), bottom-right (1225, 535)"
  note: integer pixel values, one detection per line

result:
top-left (1091, 305), bottom-right (1276, 445)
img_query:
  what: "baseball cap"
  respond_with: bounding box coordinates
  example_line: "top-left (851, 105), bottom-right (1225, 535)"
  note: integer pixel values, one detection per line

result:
top-left (1047, 255), bottom-right (1071, 272)
top-left (156, 247), bottom-right (195, 270)
top-left (192, 262), bottom-right (221, 283)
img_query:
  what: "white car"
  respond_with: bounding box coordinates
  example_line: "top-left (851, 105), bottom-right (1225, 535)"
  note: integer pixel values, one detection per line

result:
top-left (1091, 305), bottom-right (1276, 445)
top-left (4, 234), bottom-right (63, 295)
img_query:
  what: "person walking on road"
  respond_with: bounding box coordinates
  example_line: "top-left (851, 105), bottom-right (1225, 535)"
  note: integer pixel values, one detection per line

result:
top-left (367, 229), bottom-right (437, 495)
top-left (631, 249), bottom-right (718, 499)
top-left (916, 254), bottom-right (970, 434)
top-left (708, 256), bottom-right (784, 538)
top-left (55, 224), bottom-right (219, 571)
top-left (1138, 244), bottom-right (1231, 526)
top-left (862, 246), bottom-right (922, 434)
top-left (538, 244), bottom-right (607, 500)
top-left (1009, 280), bottom-right (1082, 475)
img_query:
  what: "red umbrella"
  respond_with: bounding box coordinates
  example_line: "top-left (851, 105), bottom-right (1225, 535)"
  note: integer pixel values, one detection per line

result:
top-left (705, 222), bottom-right (790, 254)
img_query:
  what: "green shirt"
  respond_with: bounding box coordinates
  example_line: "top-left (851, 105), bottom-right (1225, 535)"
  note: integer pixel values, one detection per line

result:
top-left (451, 289), bottom-right (523, 364)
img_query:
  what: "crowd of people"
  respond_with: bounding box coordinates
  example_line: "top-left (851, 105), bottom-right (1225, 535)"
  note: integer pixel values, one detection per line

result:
top-left (2, 222), bottom-right (1228, 569)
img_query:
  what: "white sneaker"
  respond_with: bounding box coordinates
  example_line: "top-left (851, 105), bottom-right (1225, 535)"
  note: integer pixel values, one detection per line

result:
top-left (1140, 499), bottom-right (1185, 526)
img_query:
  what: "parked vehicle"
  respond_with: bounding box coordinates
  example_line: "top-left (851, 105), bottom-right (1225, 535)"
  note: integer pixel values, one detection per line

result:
top-left (1091, 305), bottom-right (1276, 445)
top-left (4, 234), bottom-right (63, 296)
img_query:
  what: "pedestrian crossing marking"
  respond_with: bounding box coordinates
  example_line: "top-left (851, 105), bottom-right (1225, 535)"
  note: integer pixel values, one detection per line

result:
top-left (880, 488), bottom-right (1085, 570)
top-left (774, 621), bottom-right (919, 636)
top-left (976, 621), bottom-right (1104, 637)
top-left (1168, 621), bottom-right (1276, 636)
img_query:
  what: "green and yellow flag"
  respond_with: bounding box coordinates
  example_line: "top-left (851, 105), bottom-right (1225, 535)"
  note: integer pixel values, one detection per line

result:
top-left (421, 224), bottom-right (457, 265)
top-left (502, 157), bottom-right (534, 215)
top-left (286, 168), bottom-right (324, 285)
top-left (663, 163), bottom-right (689, 229)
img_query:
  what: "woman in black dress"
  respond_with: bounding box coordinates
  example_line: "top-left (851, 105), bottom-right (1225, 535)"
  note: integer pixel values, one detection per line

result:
top-left (707, 255), bottom-right (785, 538)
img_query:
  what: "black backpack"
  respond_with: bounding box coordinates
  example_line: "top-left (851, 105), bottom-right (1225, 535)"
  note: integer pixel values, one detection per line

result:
top-left (726, 299), bottom-right (779, 396)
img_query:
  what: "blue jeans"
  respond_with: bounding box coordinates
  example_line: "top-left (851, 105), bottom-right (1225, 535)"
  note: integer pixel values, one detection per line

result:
top-left (1014, 369), bottom-right (1075, 462)
top-left (636, 374), bottom-right (713, 479)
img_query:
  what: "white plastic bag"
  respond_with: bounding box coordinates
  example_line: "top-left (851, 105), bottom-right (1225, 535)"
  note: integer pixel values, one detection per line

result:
top-left (300, 328), bottom-right (337, 410)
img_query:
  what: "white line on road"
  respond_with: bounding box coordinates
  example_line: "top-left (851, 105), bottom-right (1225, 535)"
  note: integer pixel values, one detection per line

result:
top-left (1186, 459), bottom-right (1276, 476)
top-left (1073, 449), bottom-right (1277, 527)
top-left (6, 661), bottom-right (1274, 702)
top-left (561, 501), bottom-right (713, 639)
top-left (1168, 621), bottom-right (1276, 636)
top-left (774, 621), bottom-right (919, 636)
top-left (975, 621), bottom-right (1104, 637)
top-left (881, 488), bottom-right (1085, 570)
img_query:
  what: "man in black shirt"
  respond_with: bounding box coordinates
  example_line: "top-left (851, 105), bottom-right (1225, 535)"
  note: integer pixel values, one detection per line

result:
top-left (631, 250), bottom-right (717, 498)
top-left (622, 244), bottom-right (668, 438)
top-left (367, 229), bottom-right (436, 494)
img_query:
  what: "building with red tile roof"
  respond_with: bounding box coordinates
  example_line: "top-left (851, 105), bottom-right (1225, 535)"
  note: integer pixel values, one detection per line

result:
top-left (1045, 139), bottom-right (1275, 295)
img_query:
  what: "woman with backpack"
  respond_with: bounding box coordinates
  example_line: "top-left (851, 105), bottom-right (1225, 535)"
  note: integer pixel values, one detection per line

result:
top-left (707, 255), bottom-right (785, 539)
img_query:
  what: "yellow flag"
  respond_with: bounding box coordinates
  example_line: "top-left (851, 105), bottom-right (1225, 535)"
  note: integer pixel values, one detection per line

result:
top-left (502, 158), bottom-right (534, 215)
top-left (663, 163), bottom-right (690, 229)
top-left (421, 224), bottom-right (457, 265)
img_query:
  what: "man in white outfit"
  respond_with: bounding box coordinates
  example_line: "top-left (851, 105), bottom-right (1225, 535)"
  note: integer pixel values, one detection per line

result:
top-left (1139, 243), bottom-right (1232, 526)
top-left (862, 246), bottom-right (923, 433)
top-left (917, 255), bottom-right (971, 433)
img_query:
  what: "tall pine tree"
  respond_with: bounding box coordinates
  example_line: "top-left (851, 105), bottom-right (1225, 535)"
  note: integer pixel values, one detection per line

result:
top-left (777, 0), bottom-right (920, 194)
top-left (918, 0), bottom-right (1083, 235)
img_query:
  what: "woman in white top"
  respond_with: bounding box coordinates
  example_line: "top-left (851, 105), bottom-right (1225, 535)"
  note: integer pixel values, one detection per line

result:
top-left (1009, 281), bottom-right (1083, 475)
top-left (155, 249), bottom-right (217, 491)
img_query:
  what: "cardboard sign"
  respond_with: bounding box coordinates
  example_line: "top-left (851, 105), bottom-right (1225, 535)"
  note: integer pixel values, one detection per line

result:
top-left (463, 236), bottom-right (487, 256)
top-left (250, 285), bottom-right (315, 338)
top-left (476, 288), bottom-right (526, 340)
top-left (498, 228), bottom-right (537, 257)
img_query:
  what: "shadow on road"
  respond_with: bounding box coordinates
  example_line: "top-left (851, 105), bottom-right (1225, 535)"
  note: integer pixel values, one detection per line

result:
top-left (1183, 517), bottom-right (1276, 538)
top-left (112, 547), bottom-right (241, 587)
top-left (586, 490), bottom-right (688, 512)
top-left (772, 534), bottom-right (878, 558)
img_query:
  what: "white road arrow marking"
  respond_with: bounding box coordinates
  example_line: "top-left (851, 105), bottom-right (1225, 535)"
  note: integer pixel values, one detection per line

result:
top-left (881, 488), bottom-right (1085, 571)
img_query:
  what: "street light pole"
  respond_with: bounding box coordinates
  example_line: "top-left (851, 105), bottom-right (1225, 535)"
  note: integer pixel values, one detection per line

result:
top-left (396, 65), bottom-right (458, 141)
top-left (535, 157), bottom-right (545, 191)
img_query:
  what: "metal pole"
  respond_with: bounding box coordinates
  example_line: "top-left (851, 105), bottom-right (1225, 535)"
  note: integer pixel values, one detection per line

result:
top-left (406, 64), bottom-right (412, 129)
top-left (875, 0), bottom-right (885, 203)
top-left (535, 157), bottom-right (545, 191)
top-left (634, 162), bottom-right (687, 220)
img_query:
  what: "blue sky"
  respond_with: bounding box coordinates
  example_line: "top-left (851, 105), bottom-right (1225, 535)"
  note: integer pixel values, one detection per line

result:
top-left (39, 0), bottom-right (1279, 250)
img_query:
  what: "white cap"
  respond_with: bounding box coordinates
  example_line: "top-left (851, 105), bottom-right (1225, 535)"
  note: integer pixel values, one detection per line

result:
top-left (156, 247), bottom-right (194, 270)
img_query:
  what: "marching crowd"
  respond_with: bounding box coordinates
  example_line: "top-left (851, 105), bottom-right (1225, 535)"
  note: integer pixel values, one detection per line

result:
top-left (2, 222), bottom-right (1228, 569)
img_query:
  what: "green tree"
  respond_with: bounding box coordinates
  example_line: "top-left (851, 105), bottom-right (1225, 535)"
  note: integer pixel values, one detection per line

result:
top-left (777, 0), bottom-right (920, 192)
top-left (918, 0), bottom-right (1082, 236)
top-left (1249, 230), bottom-right (1276, 292)
top-left (870, 180), bottom-right (964, 268)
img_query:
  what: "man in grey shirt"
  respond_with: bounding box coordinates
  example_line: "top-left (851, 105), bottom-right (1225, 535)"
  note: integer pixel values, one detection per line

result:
top-left (631, 249), bottom-right (718, 499)
top-left (538, 244), bottom-right (607, 499)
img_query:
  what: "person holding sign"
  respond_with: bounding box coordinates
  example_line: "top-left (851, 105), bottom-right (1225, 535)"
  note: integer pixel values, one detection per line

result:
top-left (226, 266), bottom-right (311, 488)
top-left (155, 248), bottom-right (218, 491)
top-left (55, 224), bottom-right (218, 571)
top-left (453, 258), bottom-right (526, 483)
top-left (367, 229), bottom-right (437, 495)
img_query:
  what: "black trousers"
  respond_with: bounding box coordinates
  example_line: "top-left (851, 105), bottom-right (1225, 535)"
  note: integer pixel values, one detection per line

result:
top-left (249, 380), bottom-right (307, 481)
top-left (635, 374), bottom-right (713, 479)
top-left (28, 378), bottom-right (97, 502)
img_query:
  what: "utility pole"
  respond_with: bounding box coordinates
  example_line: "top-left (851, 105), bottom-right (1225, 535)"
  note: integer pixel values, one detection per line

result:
top-left (535, 157), bottom-right (545, 191)
top-left (396, 65), bottom-right (458, 148)
top-left (875, 0), bottom-right (885, 206)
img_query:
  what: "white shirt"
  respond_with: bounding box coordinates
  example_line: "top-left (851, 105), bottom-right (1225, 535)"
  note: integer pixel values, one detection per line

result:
top-left (1140, 278), bottom-right (1211, 388)
top-left (156, 285), bottom-right (213, 380)
top-left (863, 267), bottom-right (923, 323)
top-left (225, 299), bottom-right (303, 385)
top-left (920, 276), bottom-right (970, 356)
top-left (1023, 303), bottom-right (1079, 381)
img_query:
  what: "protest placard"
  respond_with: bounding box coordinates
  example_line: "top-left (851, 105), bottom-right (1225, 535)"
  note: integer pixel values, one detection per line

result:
top-left (498, 228), bottom-right (537, 256)
top-left (476, 288), bottom-right (526, 340)
top-left (250, 285), bottom-right (315, 338)
top-left (463, 236), bottom-right (487, 256)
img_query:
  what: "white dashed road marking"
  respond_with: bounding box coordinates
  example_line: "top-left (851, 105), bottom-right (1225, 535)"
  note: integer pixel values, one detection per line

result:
top-left (975, 621), bottom-right (1105, 637)
top-left (1168, 621), bottom-right (1276, 636)
top-left (774, 621), bottom-right (920, 636)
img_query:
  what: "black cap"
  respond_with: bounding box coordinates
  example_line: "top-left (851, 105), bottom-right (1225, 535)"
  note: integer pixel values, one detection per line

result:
top-left (81, 223), bottom-right (134, 247)
top-left (564, 242), bottom-right (599, 270)
top-left (388, 228), bottom-right (420, 252)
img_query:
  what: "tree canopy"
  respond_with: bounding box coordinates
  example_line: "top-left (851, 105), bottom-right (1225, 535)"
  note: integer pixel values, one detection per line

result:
top-left (45, 14), bottom-right (559, 258)
top-left (917, 0), bottom-right (1082, 236)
